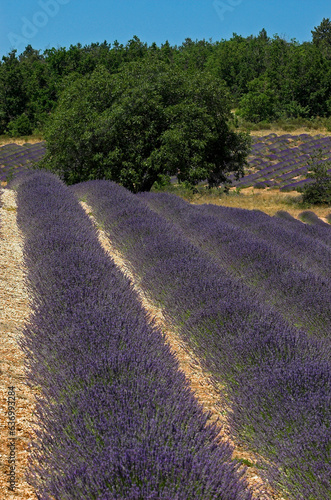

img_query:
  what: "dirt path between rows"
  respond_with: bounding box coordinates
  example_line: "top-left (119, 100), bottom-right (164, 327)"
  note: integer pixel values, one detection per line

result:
top-left (0, 189), bottom-right (37, 500)
top-left (81, 201), bottom-right (287, 500)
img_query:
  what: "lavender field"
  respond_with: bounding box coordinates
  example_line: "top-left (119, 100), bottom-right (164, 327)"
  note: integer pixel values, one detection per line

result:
top-left (3, 165), bottom-right (330, 499)
top-left (229, 133), bottom-right (331, 191)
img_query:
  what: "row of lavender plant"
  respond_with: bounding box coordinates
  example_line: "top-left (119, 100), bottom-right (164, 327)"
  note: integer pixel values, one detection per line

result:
top-left (71, 179), bottom-right (331, 500)
top-left (11, 170), bottom-right (252, 500)
top-left (275, 211), bottom-right (331, 246)
top-left (273, 211), bottom-right (331, 248)
top-left (138, 192), bottom-right (331, 338)
top-left (195, 202), bottom-right (331, 275)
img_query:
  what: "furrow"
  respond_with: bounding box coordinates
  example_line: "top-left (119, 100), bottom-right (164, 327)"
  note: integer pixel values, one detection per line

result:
top-left (0, 189), bottom-right (38, 500)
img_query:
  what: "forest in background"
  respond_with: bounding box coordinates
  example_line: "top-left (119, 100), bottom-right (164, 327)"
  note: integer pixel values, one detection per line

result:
top-left (1, 18), bottom-right (331, 137)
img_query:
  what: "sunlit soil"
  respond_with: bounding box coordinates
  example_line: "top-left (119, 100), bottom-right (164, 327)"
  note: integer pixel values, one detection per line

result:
top-left (0, 136), bottom-right (44, 147)
top-left (248, 128), bottom-right (331, 137)
top-left (191, 187), bottom-right (330, 221)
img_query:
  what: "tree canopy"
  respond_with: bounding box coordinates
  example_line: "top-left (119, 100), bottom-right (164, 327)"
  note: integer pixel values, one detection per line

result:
top-left (1, 20), bottom-right (331, 136)
top-left (312, 17), bottom-right (331, 57)
top-left (41, 61), bottom-right (250, 192)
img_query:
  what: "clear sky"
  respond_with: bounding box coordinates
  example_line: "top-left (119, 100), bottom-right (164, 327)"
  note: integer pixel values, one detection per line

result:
top-left (0, 0), bottom-right (330, 58)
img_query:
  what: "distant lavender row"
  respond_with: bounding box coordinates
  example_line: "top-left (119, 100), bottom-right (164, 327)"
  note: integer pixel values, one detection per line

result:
top-left (72, 180), bottom-right (331, 500)
top-left (198, 201), bottom-right (331, 260)
top-left (0, 142), bottom-right (46, 161)
top-left (138, 192), bottom-right (331, 338)
top-left (279, 178), bottom-right (313, 191)
top-left (232, 162), bottom-right (309, 188)
top-left (298, 210), bottom-right (330, 226)
top-left (12, 171), bottom-right (252, 500)
top-left (274, 209), bottom-right (331, 247)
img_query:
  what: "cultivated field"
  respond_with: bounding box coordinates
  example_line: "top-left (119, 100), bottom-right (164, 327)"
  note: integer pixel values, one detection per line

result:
top-left (0, 136), bottom-right (330, 499)
top-left (0, 166), bottom-right (330, 499)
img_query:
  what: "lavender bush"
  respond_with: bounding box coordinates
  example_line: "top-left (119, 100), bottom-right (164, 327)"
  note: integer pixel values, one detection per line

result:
top-left (299, 210), bottom-right (329, 226)
top-left (273, 210), bottom-right (331, 247)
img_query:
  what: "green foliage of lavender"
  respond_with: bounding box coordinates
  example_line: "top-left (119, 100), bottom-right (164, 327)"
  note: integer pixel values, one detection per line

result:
top-left (299, 210), bottom-right (329, 225)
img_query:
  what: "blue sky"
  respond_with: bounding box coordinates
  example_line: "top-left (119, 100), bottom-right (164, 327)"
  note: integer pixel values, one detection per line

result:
top-left (0, 0), bottom-right (330, 58)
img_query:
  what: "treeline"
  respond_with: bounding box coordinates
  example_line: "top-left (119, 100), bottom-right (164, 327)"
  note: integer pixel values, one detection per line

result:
top-left (1, 18), bottom-right (331, 136)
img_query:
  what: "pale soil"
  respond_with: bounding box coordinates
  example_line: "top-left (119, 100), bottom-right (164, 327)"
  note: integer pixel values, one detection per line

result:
top-left (81, 201), bottom-right (287, 500)
top-left (0, 138), bottom-right (43, 147)
top-left (0, 189), bottom-right (38, 500)
top-left (248, 128), bottom-right (331, 137)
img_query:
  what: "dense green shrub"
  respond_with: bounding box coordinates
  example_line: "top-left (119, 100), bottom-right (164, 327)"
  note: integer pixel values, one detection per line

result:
top-left (236, 77), bottom-right (278, 123)
top-left (300, 150), bottom-right (331, 205)
top-left (7, 113), bottom-right (33, 136)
